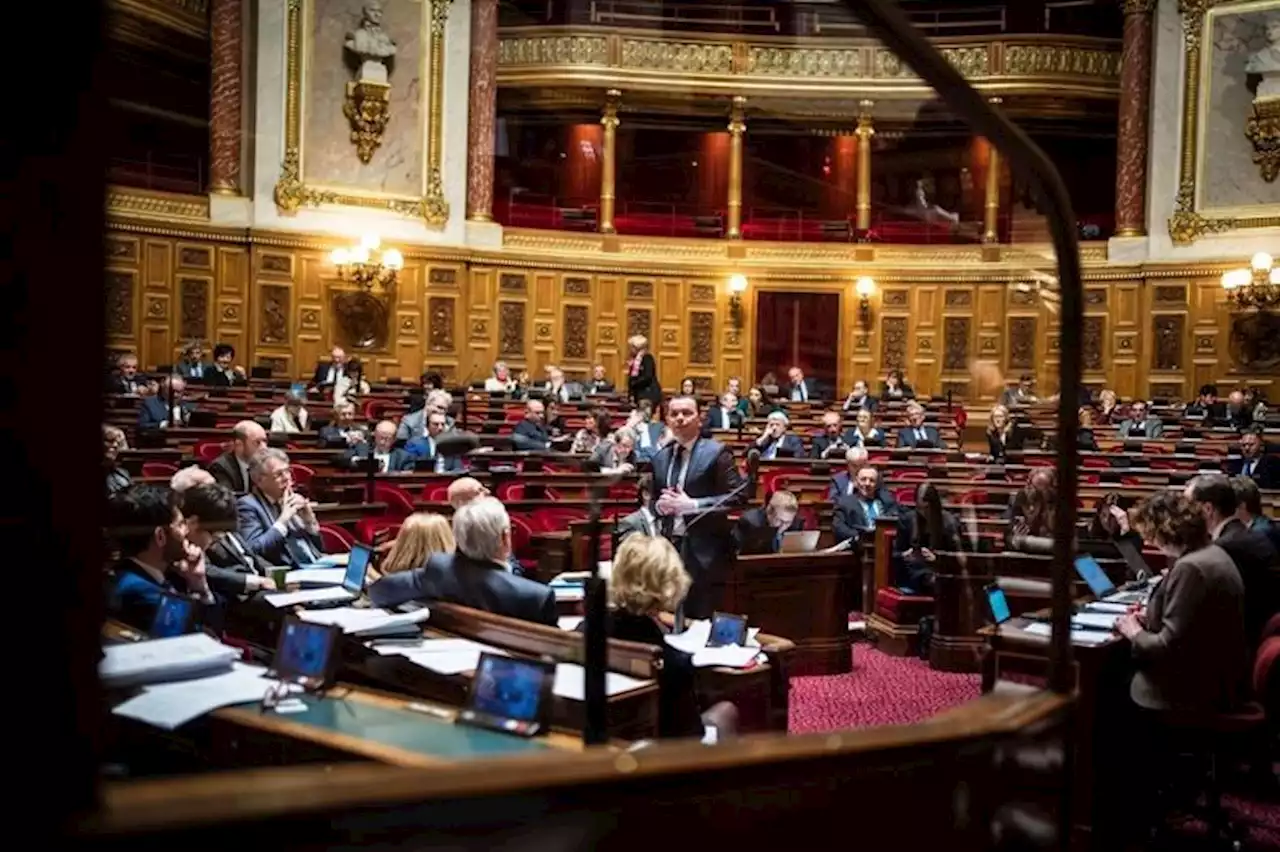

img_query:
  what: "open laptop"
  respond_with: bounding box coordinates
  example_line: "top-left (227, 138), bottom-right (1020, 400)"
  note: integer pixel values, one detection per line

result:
top-left (149, 592), bottom-right (199, 638)
top-left (779, 530), bottom-right (820, 553)
top-left (456, 653), bottom-right (556, 738)
top-left (268, 543), bottom-right (373, 608)
top-left (1073, 553), bottom-right (1146, 605)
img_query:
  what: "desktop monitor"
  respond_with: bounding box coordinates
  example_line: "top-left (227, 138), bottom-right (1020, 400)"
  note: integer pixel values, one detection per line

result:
top-left (271, 616), bottom-right (340, 688)
top-left (458, 653), bottom-right (555, 737)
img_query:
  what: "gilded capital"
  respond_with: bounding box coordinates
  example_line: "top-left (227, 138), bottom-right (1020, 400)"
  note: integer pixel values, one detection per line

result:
top-left (728, 95), bottom-right (747, 135)
top-left (1122, 0), bottom-right (1156, 16)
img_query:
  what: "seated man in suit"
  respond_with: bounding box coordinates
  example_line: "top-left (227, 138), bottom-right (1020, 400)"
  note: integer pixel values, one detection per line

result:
top-left (704, 391), bottom-right (743, 432)
top-left (585, 364), bottom-right (615, 395)
top-left (369, 496), bottom-right (556, 625)
top-left (1228, 428), bottom-right (1277, 489)
top-left (811, 410), bottom-right (857, 460)
top-left (237, 448), bottom-right (325, 567)
top-left (137, 375), bottom-right (195, 430)
top-left (346, 420), bottom-right (415, 472)
top-left (395, 389), bottom-right (456, 442)
top-left (208, 420), bottom-right (268, 495)
top-left (106, 484), bottom-right (216, 629)
top-left (784, 366), bottom-right (823, 403)
top-left (827, 446), bottom-right (871, 501)
top-left (615, 474), bottom-right (659, 542)
top-left (175, 340), bottom-right (210, 381)
top-left (106, 352), bottom-right (142, 395)
top-left (833, 465), bottom-right (900, 544)
top-left (1117, 400), bottom-right (1164, 439)
top-left (1221, 389), bottom-right (1255, 431)
top-left (626, 404), bottom-right (666, 462)
top-left (753, 410), bottom-right (806, 460)
top-left (311, 345), bottom-right (349, 389)
top-left (896, 401), bottom-right (945, 449)
top-left (405, 410), bottom-right (465, 472)
top-left (1232, 475), bottom-right (1278, 546)
top-left (733, 489), bottom-right (803, 555)
top-left (511, 398), bottom-right (553, 452)
top-left (1183, 384), bottom-right (1219, 419)
top-left (180, 482), bottom-right (276, 597)
top-left (999, 374), bottom-right (1039, 408)
top-left (842, 380), bottom-right (878, 413)
top-left (207, 343), bottom-right (247, 387)
top-left (319, 401), bottom-right (367, 448)
top-left (542, 366), bottom-right (574, 404)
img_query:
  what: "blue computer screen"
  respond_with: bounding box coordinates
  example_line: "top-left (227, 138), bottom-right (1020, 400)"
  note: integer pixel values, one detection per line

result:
top-left (1073, 554), bottom-right (1114, 597)
top-left (277, 621), bottom-right (333, 681)
top-left (469, 655), bottom-right (546, 722)
top-left (986, 587), bottom-right (1011, 624)
top-left (344, 544), bottom-right (372, 591)
top-left (151, 595), bottom-right (192, 638)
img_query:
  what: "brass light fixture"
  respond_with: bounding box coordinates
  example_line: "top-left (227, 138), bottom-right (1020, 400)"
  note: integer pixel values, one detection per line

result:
top-left (330, 234), bottom-right (403, 292)
top-left (1221, 252), bottom-right (1280, 312)
top-left (855, 276), bottom-right (876, 328)
top-left (728, 274), bottom-right (748, 332)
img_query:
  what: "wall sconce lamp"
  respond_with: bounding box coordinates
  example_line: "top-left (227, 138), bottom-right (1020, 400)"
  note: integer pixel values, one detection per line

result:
top-left (330, 234), bottom-right (403, 293)
top-left (1221, 252), bottom-right (1280, 312)
top-left (728, 274), bottom-right (748, 332)
top-left (855, 276), bottom-right (876, 328)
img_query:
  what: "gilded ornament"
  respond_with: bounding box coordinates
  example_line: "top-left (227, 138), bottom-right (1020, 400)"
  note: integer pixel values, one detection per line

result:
top-left (343, 81), bottom-right (392, 164)
top-left (1122, 0), bottom-right (1156, 14)
top-left (1244, 99), bottom-right (1280, 183)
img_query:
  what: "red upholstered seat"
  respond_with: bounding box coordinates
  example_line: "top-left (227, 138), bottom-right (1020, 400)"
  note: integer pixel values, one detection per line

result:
top-left (318, 523), bottom-right (355, 553)
top-left (141, 462), bottom-right (179, 478)
top-left (355, 516), bottom-right (400, 545)
top-left (194, 440), bottom-right (226, 463)
top-left (373, 483), bottom-right (416, 519)
top-left (421, 483), bottom-right (451, 502)
top-left (874, 587), bottom-right (934, 624)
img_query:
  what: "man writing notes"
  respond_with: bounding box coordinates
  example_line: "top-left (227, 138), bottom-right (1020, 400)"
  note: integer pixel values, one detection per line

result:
top-left (649, 395), bottom-right (744, 619)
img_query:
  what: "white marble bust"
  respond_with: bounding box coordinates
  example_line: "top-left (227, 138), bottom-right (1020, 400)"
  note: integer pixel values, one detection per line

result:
top-left (1246, 16), bottom-right (1280, 99)
top-left (345, 1), bottom-right (397, 84)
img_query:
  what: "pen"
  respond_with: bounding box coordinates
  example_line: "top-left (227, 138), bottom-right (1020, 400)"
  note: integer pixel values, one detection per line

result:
top-left (406, 702), bottom-right (455, 721)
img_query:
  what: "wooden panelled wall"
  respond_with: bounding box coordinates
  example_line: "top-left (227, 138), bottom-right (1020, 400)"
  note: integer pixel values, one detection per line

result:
top-left (104, 228), bottom-right (1275, 403)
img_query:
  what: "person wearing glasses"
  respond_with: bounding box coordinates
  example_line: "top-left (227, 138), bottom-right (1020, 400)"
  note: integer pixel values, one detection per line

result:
top-left (236, 448), bottom-right (324, 567)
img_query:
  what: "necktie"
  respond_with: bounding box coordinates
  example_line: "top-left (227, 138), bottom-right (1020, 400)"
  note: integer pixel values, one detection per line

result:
top-left (224, 534), bottom-right (256, 572)
top-left (801, 383), bottom-right (808, 402)
top-left (426, 438), bottom-right (435, 459)
top-left (668, 445), bottom-right (684, 490)
top-left (916, 428), bottom-right (925, 442)
top-left (1246, 460), bottom-right (1255, 476)
top-left (866, 500), bottom-right (879, 524)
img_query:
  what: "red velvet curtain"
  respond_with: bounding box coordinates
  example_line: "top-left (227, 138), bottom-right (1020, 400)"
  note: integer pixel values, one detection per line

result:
top-left (754, 292), bottom-right (841, 389)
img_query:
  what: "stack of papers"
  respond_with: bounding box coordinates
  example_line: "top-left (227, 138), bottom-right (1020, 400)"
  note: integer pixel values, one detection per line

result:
top-left (1022, 623), bottom-right (1113, 646)
top-left (263, 587), bottom-right (355, 608)
top-left (112, 663), bottom-right (271, 729)
top-left (552, 586), bottom-right (585, 603)
top-left (370, 637), bottom-right (506, 675)
top-left (284, 567), bottom-right (347, 586)
top-left (1083, 602), bottom-right (1130, 615)
top-left (100, 633), bottom-right (240, 688)
top-left (664, 620), bottom-right (765, 669)
top-left (299, 607), bottom-right (430, 637)
top-left (1071, 612), bottom-right (1121, 631)
top-left (553, 662), bottom-right (650, 700)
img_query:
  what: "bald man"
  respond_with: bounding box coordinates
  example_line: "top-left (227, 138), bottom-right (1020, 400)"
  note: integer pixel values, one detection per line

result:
top-left (346, 420), bottom-right (414, 472)
top-left (170, 465), bottom-right (216, 493)
top-left (208, 420), bottom-right (268, 494)
top-left (447, 476), bottom-right (489, 508)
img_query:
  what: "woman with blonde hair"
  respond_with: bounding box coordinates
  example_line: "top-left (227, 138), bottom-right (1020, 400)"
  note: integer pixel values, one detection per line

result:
top-left (850, 407), bottom-right (885, 448)
top-left (584, 535), bottom-right (738, 741)
top-left (985, 404), bottom-right (1023, 461)
top-left (626, 335), bottom-right (661, 408)
top-left (379, 512), bottom-right (455, 575)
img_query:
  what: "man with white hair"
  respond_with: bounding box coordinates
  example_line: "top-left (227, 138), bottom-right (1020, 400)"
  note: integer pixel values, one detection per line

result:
top-left (170, 465), bottom-right (215, 493)
top-left (346, 420), bottom-right (413, 472)
top-left (138, 375), bottom-right (194, 430)
top-left (396, 388), bottom-right (455, 441)
top-left (753, 410), bottom-right (805, 459)
top-left (896, 401), bottom-right (944, 449)
top-left (827, 446), bottom-right (871, 501)
top-left (237, 448), bottom-right (324, 567)
top-left (368, 496), bottom-right (556, 624)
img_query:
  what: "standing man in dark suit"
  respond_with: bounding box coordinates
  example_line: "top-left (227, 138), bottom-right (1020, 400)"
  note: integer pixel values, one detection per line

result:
top-left (369, 497), bottom-right (556, 625)
top-left (236, 448), bottom-right (325, 567)
top-left (138, 375), bottom-right (195, 430)
top-left (649, 395), bottom-right (745, 618)
top-left (311, 345), bottom-right (349, 389)
top-left (1227, 429), bottom-right (1277, 489)
top-left (626, 334), bottom-right (662, 408)
top-left (785, 366), bottom-right (823, 403)
top-left (208, 420), bottom-right (268, 495)
top-left (896, 401), bottom-right (945, 449)
top-left (733, 490), bottom-right (804, 555)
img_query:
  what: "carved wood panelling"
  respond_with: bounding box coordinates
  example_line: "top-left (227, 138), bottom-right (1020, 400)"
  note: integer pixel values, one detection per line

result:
top-left (626, 280), bottom-right (654, 300)
top-left (106, 271), bottom-right (135, 337)
top-left (107, 238), bottom-right (138, 263)
top-left (881, 316), bottom-right (907, 369)
top-left (499, 302), bottom-right (525, 356)
top-left (944, 289), bottom-right (972, 309)
top-left (627, 309), bottom-right (652, 342)
top-left (563, 277), bottom-right (590, 297)
top-left (260, 254), bottom-right (292, 275)
top-left (882, 289), bottom-right (908, 308)
top-left (1007, 317), bottom-right (1036, 370)
top-left (179, 277), bottom-right (209, 341)
top-left (1154, 285), bottom-right (1186, 304)
top-left (943, 317), bottom-right (970, 371)
top-left (178, 246), bottom-right (212, 269)
top-left (1152, 314), bottom-right (1184, 370)
top-left (689, 312), bottom-right (714, 364)
top-left (1085, 288), bottom-right (1107, 307)
top-left (1082, 316), bottom-right (1104, 371)
top-left (259, 285), bottom-right (289, 344)
top-left (428, 297), bottom-right (455, 352)
top-left (690, 284), bottom-right (715, 303)
top-left (500, 273), bottom-right (527, 293)
top-left (563, 305), bottom-right (589, 359)
top-left (429, 267), bottom-right (458, 286)
top-left (1009, 288), bottom-right (1037, 307)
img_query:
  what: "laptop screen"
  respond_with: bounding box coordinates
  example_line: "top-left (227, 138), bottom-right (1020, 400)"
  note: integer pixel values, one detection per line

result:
top-left (274, 617), bottom-right (337, 684)
top-left (1113, 537), bottom-right (1151, 581)
top-left (150, 593), bottom-right (194, 638)
top-left (290, 381), bottom-right (307, 398)
top-left (468, 654), bottom-right (551, 723)
top-left (1073, 554), bottom-right (1115, 598)
top-left (343, 544), bottom-right (372, 593)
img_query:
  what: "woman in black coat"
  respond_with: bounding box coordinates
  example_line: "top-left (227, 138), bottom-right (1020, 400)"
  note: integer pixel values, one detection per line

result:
top-left (626, 334), bottom-right (662, 408)
top-left (891, 482), bottom-right (964, 593)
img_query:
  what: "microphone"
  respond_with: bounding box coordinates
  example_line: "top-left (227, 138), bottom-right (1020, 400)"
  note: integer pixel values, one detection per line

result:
top-left (680, 452), bottom-right (757, 531)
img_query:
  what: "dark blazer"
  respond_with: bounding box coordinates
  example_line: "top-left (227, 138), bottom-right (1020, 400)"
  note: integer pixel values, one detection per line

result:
top-left (176, 360), bottom-right (211, 381)
top-left (106, 466), bottom-right (132, 497)
top-left (312, 362), bottom-right (347, 387)
top-left (879, 382), bottom-right (916, 401)
top-left (1117, 417), bottom-right (1164, 439)
top-left (811, 431), bottom-right (859, 460)
top-left (368, 551), bottom-right (557, 626)
top-left (891, 510), bottom-right (964, 591)
top-left (107, 558), bottom-right (181, 630)
top-left (627, 353), bottom-right (662, 407)
top-left (833, 488), bottom-right (901, 543)
top-left (986, 426), bottom-right (1027, 461)
top-left (138, 396), bottom-right (194, 430)
top-left (849, 429), bottom-right (886, 449)
top-left (649, 438), bottom-right (744, 617)
top-left (756, 433), bottom-right (805, 460)
top-left (733, 507), bottom-right (803, 555)
top-left (615, 507), bottom-right (659, 542)
top-left (1227, 454), bottom-right (1278, 489)
top-left (576, 611), bottom-right (703, 738)
top-left (586, 379), bottom-right (615, 395)
top-left (236, 492), bottom-right (324, 567)
top-left (828, 471), bottom-right (855, 502)
top-left (1221, 406), bottom-right (1254, 431)
top-left (205, 532), bottom-right (275, 596)
top-left (208, 451), bottom-right (249, 494)
top-left (1215, 518), bottom-right (1280, 646)
top-left (897, 424), bottom-right (944, 450)
top-left (319, 424), bottom-right (363, 447)
top-left (344, 445), bottom-right (415, 473)
top-left (1129, 544), bottom-right (1249, 713)
top-left (512, 418), bottom-right (551, 452)
top-left (842, 394), bottom-right (878, 413)
top-left (705, 406), bottom-right (743, 432)
top-left (105, 374), bottom-right (140, 395)
top-left (205, 367), bottom-right (246, 387)
top-left (782, 378), bottom-right (824, 403)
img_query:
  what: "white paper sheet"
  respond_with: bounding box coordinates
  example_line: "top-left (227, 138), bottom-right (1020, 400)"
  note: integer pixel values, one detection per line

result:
top-left (1071, 612), bottom-right (1121, 631)
top-left (298, 607), bottom-right (429, 635)
top-left (663, 620), bottom-right (761, 655)
top-left (558, 616), bottom-right (584, 631)
top-left (552, 662), bottom-right (650, 700)
top-left (111, 663), bottom-right (271, 729)
top-left (100, 633), bottom-right (239, 688)
top-left (552, 587), bottom-right (585, 602)
top-left (690, 646), bottom-right (762, 669)
top-left (1022, 623), bottom-right (1113, 646)
top-left (372, 637), bottom-right (508, 675)
top-left (1082, 602), bottom-right (1130, 614)
top-left (263, 586), bottom-right (355, 608)
top-left (284, 568), bottom-right (347, 586)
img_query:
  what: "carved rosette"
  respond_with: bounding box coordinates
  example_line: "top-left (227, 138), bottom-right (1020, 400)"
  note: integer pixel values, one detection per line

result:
top-left (343, 81), bottom-right (392, 164)
top-left (1244, 98), bottom-right (1280, 183)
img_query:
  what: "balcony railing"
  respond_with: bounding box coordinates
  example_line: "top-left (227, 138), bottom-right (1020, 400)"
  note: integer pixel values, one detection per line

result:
top-left (106, 153), bottom-right (205, 195)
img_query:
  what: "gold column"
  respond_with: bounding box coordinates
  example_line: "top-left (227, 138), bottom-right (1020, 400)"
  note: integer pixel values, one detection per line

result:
top-left (983, 97), bottom-right (1004, 251)
top-left (599, 89), bottom-right (621, 235)
top-left (726, 96), bottom-right (747, 240)
top-left (854, 100), bottom-right (875, 235)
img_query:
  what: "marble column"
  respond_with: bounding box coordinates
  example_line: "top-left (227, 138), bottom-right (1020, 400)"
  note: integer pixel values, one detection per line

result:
top-left (466, 0), bottom-right (499, 222)
top-left (599, 89), bottom-right (621, 235)
top-left (1115, 0), bottom-right (1155, 237)
top-left (854, 100), bottom-right (874, 234)
top-left (209, 0), bottom-right (244, 195)
top-left (983, 98), bottom-right (1003, 244)
top-left (726, 96), bottom-right (747, 240)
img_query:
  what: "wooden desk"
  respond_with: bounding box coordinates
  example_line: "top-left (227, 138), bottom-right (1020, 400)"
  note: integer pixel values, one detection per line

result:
top-left (980, 617), bottom-right (1132, 848)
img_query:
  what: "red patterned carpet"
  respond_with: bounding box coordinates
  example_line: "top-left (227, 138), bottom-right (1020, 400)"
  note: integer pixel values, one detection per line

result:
top-left (788, 642), bottom-right (1280, 849)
